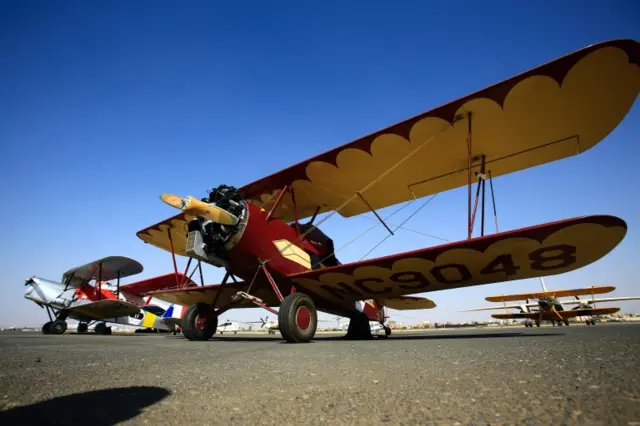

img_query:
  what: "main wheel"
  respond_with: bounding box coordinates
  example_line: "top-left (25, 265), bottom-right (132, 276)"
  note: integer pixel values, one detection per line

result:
top-left (278, 293), bottom-right (318, 343)
top-left (94, 322), bottom-right (110, 334)
top-left (50, 320), bottom-right (67, 334)
top-left (181, 303), bottom-right (218, 341)
top-left (42, 321), bottom-right (53, 334)
top-left (77, 322), bottom-right (88, 333)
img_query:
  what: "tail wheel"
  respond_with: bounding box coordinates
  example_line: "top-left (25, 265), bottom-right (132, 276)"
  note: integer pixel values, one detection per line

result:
top-left (182, 303), bottom-right (218, 341)
top-left (278, 293), bottom-right (318, 343)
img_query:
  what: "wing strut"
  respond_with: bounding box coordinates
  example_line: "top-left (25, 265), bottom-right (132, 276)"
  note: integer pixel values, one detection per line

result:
top-left (467, 112), bottom-right (473, 239)
top-left (356, 192), bottom-right (394, 235)
top-left (488, 171), bottom-right (499, 233)
top-left (166, 228), bottom-right (180, 287)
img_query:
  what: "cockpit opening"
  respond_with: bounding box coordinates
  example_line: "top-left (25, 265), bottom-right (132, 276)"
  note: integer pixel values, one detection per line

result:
top-left (293, 222), bottom-right (342, 270)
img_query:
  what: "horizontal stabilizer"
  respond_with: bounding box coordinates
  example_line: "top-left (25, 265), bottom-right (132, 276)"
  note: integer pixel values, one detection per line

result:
top-left (492, 307), bottom-right (620, 320)
top-left (62, 256), bottom-right (143, 286)
top-left (67, 299), bottom-right (140, 320)
top-left (119, 272), bottom-right (196, 297)
top-left (288, 215), bottom-right (626, 305)
top-left (379, 296), bottom-right (436, 310)
top-left (485, 286), bottom-right (616, 302)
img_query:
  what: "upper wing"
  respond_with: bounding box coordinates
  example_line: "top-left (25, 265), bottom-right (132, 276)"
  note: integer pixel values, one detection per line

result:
top-left (62, 256), bottom-right (144, 287)
top-left (147, 280), bottom-right (281, 309)
top-left (380, 296), bottom-right (436, 310)
top-left (238, 39), bottom-right (640, 222)
top-left (288, 215), bottom-right (626, 305)
top-left (485, 285), bottom-right (616, 302)
top-left (492, 307), bottom-right (620, 320)
top-left (67, 299), bottom-right (140, 320)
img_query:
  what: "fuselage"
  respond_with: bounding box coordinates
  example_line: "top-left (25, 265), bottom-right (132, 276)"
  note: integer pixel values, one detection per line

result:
top-left (193, 196), bottom-right (386, 321)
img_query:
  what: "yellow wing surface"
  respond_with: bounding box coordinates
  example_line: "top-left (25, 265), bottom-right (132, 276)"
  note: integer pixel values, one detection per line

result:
top-left (485, 286), bottom-right (616, 303)
top-left (238, 39), bottom-right (640, 222)
top-left (287, 215), bottom-right (626, 305)
top-left (379, 296), bottom-right (436, 310)
top-left (491, 307), bottom-right (620, 320)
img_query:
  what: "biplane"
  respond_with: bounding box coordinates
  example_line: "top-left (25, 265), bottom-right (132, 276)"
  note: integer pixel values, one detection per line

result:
top-left (136, 39), bottom-right (639, 343)
top-left (461, 278), bottom-right (640, 327)
top-left (23, 256), bottom-right (193, 334)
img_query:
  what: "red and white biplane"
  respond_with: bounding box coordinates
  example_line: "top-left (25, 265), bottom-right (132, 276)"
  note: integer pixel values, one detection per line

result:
top-left (136, 39), bottom-right (639, 343)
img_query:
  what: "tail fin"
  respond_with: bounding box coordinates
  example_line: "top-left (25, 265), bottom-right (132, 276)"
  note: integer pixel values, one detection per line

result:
top-left (162, 305), bottom-right (175, 318)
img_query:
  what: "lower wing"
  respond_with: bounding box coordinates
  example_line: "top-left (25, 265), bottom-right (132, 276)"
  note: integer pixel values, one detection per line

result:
top-left (288, 215), bottom-right (626, 305)
top-left (492, 307), bottom-right (620, 320)
top-left (67, 299), bottom-right (140, 319)
top-left (147, 280), bottom-right (281, 309)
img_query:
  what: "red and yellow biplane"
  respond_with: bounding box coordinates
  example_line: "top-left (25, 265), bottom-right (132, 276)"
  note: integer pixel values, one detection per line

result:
top-left (136, 39), bottom-right (639, 343)
top-left (462, 278), bottom-right (640, 327)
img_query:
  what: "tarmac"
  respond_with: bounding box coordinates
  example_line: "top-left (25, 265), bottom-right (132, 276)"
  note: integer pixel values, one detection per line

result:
top-left (0, 323), bottom-right (639, 425)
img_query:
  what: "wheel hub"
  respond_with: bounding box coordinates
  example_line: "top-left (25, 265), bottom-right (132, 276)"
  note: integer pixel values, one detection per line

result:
top-left (295, 306), bottom-right (311, 331)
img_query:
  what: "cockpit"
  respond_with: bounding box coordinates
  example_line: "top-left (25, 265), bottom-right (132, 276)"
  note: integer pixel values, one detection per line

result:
top-left (292, 222), bottom-right (342, 270)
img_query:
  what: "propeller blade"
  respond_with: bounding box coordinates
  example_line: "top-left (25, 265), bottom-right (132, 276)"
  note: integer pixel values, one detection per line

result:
top-left (160, 193), bottom-right (239, 226)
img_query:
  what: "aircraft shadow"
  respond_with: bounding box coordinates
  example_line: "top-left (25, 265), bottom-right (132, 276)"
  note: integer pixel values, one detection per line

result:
top-left (163, 331), bottom-right (564, 343)
top-left (0, 386), bottom-right (170, 426)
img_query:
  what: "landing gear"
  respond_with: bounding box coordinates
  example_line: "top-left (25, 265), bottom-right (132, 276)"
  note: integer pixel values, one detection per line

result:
top-left (94, 322), bottom-right (112, 335)
top-left (41, 320), bottom-right (67, 334)
top-left (585, 318), bottom-right (596, 325)
top-left (182, 303), bottom-right (218, 341)
top-left (278, 293), bottom-right (318, 343)
top-left (344, 312), bottom-right (373, 340)
top-left (524, 319), bottom-right (533, 327)
top-left (77, 322), bottom-right (88, 333)
top-left (383, 325), bottom-right (392, 337)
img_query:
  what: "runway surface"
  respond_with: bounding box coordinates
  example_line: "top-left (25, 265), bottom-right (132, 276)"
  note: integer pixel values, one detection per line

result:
top-left (1, 324), bottom-right (639, 425)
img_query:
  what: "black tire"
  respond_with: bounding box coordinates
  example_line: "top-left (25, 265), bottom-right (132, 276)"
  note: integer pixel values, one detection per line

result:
top-left (278, 293), bottom-right (317, 343)
top-left (49, 320), bottom-right (67, 334)
top-left (42, 322), bottom-right (53, 334)
top-left (77, 323), bottom-right (88, 333)
top-left (95, 322), bottom-right (107, 334)
top-left (181, 303), bottom-right (218, 341)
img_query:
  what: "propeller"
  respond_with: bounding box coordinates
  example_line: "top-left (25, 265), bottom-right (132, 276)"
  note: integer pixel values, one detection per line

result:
top-left (160, 193), bottom-right (239, 226)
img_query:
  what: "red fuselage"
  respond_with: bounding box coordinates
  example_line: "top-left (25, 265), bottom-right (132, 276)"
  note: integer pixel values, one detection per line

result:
top-left (222, 202), bottom-right (384, 320)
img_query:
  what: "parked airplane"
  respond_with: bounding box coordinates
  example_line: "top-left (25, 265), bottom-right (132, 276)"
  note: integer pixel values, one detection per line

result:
top-left (461, 278), bottom-right (640, 327)
top-left (23, 256), bottom-right (192, 334)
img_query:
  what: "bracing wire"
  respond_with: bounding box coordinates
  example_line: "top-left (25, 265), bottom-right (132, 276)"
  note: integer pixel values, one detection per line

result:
top-left (310, 198), bottom-right (418, 269)
top-left (358, 192), bottom-right (440, 261)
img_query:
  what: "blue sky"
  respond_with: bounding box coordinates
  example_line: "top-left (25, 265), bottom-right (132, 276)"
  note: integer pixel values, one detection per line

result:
top-left (1, 1), bottom-right (639, 328)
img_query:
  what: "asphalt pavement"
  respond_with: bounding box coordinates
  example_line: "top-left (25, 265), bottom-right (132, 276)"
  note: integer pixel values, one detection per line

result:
top-left (1, 324), bottom-right (639, 425)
